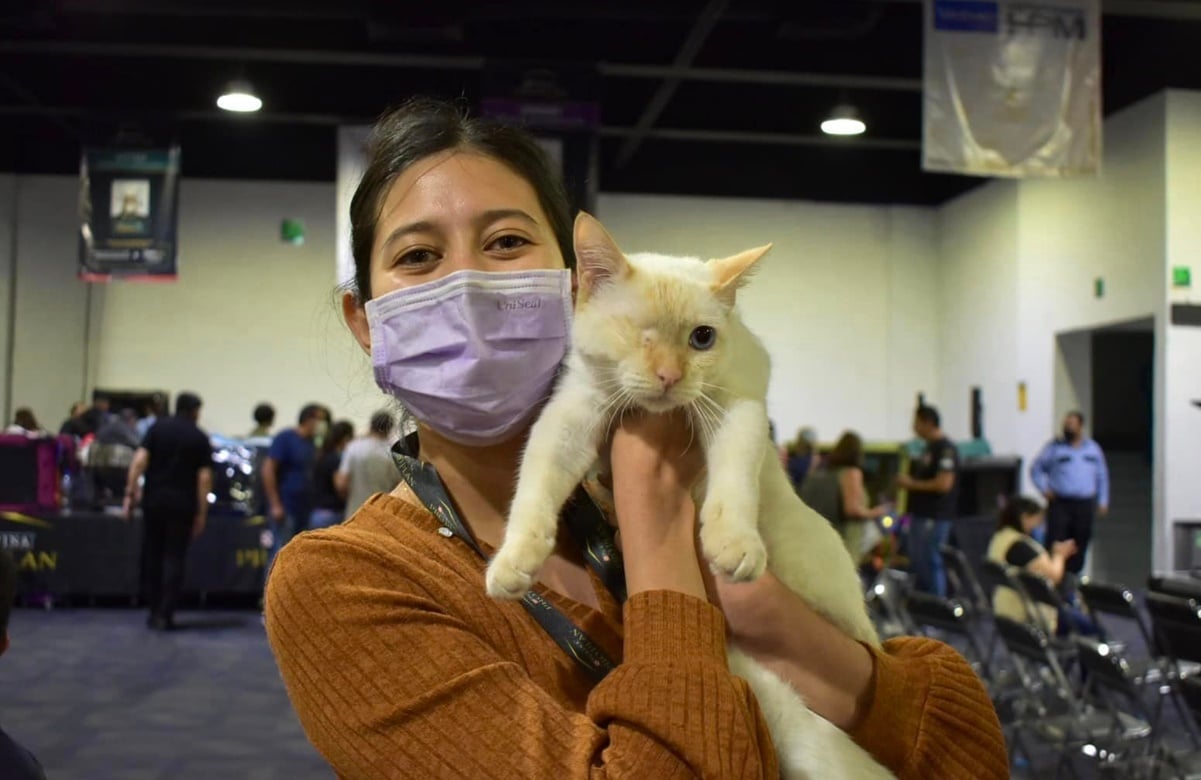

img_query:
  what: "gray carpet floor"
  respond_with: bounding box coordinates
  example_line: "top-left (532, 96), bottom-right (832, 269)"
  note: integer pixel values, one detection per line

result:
top-left (1, 608), bottom-right (331, 780)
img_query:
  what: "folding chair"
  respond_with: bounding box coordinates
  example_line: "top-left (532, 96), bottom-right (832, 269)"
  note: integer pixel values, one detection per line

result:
top-left (865, 568), bottom-right (916, 639)
top-left (1073, 637), bottom-right (1164, 777)
top-left (1079, 580), bottom-right (1156, 655)
top-left (1145, 593), bottom-right (1201, 748)
top-left (994, 616), bottom-right (1093, 777)
top-left (941, 544), bottom-right (991, 614)
top-left (904, 591), bottom-right (991, 680)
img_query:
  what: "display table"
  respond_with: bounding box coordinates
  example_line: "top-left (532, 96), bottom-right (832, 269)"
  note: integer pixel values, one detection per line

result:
top-left (0, 507), bottom-right (266, 599)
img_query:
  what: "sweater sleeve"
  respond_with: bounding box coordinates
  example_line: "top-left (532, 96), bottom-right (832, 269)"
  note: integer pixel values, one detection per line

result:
top-left (848, 637), bottom-right (1007, 780)
top-left (264, 533), bottom-right (778, 779)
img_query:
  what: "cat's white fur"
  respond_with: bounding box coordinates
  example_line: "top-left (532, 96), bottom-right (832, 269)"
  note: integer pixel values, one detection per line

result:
top-left (486, 213), bottom-right (893, 779)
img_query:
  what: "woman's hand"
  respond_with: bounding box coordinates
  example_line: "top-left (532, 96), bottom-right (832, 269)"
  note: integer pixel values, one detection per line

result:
top-left (609, 410), bottom-right (708, 600)
top-left (1051, 539), bottom-right (1077, 559)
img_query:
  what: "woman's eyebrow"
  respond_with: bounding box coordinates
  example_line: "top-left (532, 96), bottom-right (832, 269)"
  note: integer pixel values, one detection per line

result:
top-left (477, 209), bottom-right (538, 228)
top-left (381, 220), bottom-right (437, 251)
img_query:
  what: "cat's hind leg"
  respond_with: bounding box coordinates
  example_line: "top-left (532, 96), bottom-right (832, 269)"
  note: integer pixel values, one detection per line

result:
top-left (698, 398), bottom-right (768, 582)
top-left (486, 384), bottom-right (606, 600)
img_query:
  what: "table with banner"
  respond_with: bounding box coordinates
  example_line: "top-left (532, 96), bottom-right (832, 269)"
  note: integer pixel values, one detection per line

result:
top-left (0, 507), bottom-right (266, 601)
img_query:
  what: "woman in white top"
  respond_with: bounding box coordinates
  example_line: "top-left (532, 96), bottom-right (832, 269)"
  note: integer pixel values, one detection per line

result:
top-left (986, 495), bottom-right (1077, 633)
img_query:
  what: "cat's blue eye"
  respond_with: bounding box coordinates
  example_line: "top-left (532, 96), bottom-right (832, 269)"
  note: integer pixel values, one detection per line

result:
top-left (689, 326), bottom-right (717, 350)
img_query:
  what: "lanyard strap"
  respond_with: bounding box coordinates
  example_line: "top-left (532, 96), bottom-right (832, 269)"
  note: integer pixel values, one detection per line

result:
top-left (391, 440), bottom-right (622, 681)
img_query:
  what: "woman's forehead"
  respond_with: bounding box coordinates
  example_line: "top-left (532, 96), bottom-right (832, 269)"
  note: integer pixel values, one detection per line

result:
top-left (378, 151), bottom-right (546, 230)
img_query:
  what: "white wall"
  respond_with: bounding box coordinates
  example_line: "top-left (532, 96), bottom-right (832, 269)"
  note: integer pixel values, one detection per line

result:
top-left (936, 181), bottom-right (1020, 449)
top-left (7, 176), bottom-right (93, 434)
top-left (92, 179), bottom-right (382, 436)
top-left (937, 92), bottom-right (1171, 566)
top-left (1164, 90), bottom-right (1201, 566)
top-left (598, 193), bottom-right (941, 445)
top-left (1014, 93), bottom-right (1168, 496)
top-left (0, 174), bottom-right (13, 422)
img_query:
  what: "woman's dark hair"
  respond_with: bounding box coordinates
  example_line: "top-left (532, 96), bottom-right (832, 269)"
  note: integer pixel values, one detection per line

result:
top-left (349, 97), bottom-right (575, 301)
top-left (13, 407), bottom-right (38, 431)
top-left (915, 405), bottom-right (941, 428)
top-left (826, 431), bottom-right (864, 469)
top-left (998, 495), bottom-right (1044, 532)
top-left (253, 403), bottom-right (275, 426)
top-left (369, 410), bottom-right (395, 436)
top-left (323, 420), bottom-right (355, 455)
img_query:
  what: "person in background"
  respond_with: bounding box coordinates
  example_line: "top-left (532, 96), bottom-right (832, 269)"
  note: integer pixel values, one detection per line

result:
top-left (58, 402), bottom-right (89, 438)
top-left (136, 396), bottom-right (164, 442)
top-left (309, 421), bottom-right (355, 529)
top-left (1030, 410), bottom-right (1109, 576)
top-left (335, 410), bottom-right (402, 517)
top-left (97, 408), bottom-right (141, 450)
top-left (82, 395), bottom-right (111, 436)
top-left (261, 403), bottom-right (330, 569)
top-left (896, 405), bottom-right (960, 597)
top-left (985, 495), bottom-right (1097, 637)
top-left (123, 392), bottom-right (213, 631)
top-left (785, 426), bottom-right (818, 491)
top-left (801, 431), bottom-right (891, 565)
top-left (5, 408), bottom-right (44, 437)
top-left (248, 403), bottom-right (276, 441)
top-left (0, 551), bottom-right (46, 780)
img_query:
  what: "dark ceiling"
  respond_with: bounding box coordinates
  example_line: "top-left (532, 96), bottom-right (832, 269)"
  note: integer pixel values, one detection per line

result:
top-left (3, 0), bottom-right (1201, 205)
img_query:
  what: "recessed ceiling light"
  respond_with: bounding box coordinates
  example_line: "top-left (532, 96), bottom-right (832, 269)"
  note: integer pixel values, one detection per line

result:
top-left (821, 104), bottom-right (865, 136)
top-left (217, 80), bottom-right (262, 113)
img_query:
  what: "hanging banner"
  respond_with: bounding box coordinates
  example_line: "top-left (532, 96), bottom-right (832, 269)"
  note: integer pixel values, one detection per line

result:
top-left (336, 125), bottom-right (371, 289)
top-left (923, 0), bottom-right (1101, 177)
top-left (79, 147), bottom-right (181, 281)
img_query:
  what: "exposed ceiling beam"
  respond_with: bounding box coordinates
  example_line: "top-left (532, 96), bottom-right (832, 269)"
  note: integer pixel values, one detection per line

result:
top-left (602, 126), bottom-right (920, 151)
top-left (0, 41), bottom-right (920, 92)
top-left (0, 104), bottom-right (921, 150)
top-left (616, 0), bottom-right (728, 168)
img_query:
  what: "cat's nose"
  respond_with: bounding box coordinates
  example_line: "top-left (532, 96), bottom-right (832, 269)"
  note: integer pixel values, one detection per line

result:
top-left (657, 369), bottom-right (682, 391)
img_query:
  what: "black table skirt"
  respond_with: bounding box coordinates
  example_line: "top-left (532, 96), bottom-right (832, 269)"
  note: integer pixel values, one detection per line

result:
top-left (0, 508), bottom-right (266, 599)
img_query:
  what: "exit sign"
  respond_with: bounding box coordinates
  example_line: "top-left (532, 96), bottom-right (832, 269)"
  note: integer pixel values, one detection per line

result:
top-left (1173, 266), bottom-right (1192, 289)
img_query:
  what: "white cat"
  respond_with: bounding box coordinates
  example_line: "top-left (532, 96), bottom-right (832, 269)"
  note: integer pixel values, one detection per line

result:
top-left (486, 213), bottom-right (894, 780)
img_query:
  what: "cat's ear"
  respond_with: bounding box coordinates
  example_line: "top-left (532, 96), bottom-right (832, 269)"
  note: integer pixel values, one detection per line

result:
top-left (574, 212), bottom-right (629, 300)
top-left (710, 244), bottom-right (771, 305)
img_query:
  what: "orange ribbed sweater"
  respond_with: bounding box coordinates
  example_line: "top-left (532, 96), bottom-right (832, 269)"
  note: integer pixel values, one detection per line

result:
top-left (265, 494), bottom-right (1007, 779)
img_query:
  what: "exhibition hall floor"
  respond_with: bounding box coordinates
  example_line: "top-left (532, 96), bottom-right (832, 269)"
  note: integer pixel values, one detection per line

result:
top-left (1, 608), bottom-right (331, 780)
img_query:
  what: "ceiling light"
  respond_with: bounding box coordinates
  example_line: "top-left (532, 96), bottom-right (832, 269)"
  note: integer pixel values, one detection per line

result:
top-left (217, 80), bottom-right (262, 113)
top-left (821, 104), bottom-right (866, 136)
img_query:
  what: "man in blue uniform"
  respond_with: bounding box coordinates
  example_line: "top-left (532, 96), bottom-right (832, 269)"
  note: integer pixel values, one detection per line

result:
top-left (1031, 410), bottom-right (1109, 575)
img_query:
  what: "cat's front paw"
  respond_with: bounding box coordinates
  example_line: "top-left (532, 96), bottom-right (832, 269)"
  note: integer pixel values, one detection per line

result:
top-left (485, 532), bottom-right (556, 600)
top-left (700, 501), bottom-right (767, 582)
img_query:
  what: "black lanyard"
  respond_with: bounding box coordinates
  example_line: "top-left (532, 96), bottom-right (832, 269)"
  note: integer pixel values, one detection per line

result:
top-left (391, 437), bottom-right (624, 681)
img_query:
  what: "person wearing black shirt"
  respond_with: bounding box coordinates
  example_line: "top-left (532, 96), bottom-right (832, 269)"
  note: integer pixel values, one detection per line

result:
top-left (308, 421), bottom-right (354, 529)
top-left (896, 405), bottom-right (960, 597)
top-left (123, 392), bottom-right (214, 630)
top-left (0, 551), bottom-right (47, 780)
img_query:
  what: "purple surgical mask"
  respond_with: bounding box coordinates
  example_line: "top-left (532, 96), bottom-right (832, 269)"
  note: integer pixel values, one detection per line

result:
top-left (365, 269), bottom-right (572, 446)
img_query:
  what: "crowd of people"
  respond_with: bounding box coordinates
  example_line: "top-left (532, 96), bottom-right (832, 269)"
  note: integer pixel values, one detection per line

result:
top-left (782, 405), bottom-right (1111, 639)
top-left (4, 395), bottom-right (403, 631)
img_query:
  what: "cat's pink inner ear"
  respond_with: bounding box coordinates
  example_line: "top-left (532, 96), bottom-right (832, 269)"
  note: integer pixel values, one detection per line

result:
top-left (711, 244), bottom-right (772, 290)
top-left (574, 212), bottom-right (629, 295)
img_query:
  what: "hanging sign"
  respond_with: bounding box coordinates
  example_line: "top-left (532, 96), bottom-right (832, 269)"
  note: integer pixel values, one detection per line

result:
top-left (923, 0), bottom-right (1101, 177)
top-left (79, 147), bottom-right (181, 281)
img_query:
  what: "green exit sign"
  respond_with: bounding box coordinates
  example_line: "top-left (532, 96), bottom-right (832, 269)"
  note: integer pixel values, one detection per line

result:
top-left (1173, 265), bottom-right (1192, 289)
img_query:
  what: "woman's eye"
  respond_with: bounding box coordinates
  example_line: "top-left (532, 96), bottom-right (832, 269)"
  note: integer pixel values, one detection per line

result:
top-left (488, 234), bottom-right (530, 252)
top-left (689, 326), bottom-right (717, 351)
top-left (396, 248), bottom-right (437, 266)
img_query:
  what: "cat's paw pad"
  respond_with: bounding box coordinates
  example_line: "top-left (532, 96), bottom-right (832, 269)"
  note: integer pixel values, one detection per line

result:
top-left (700, 505), bottom-right (767, 582)
top-left (484, 533), bottom-right (556, 600)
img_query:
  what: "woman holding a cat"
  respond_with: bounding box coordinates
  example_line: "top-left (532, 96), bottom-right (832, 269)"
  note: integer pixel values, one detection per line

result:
top-left (264, 98), bottom-right (1007, 779)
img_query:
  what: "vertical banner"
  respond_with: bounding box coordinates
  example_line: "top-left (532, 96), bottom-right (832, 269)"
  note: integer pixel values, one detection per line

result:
top-left (923, 0), bottom-right (1101, 177)
top-left (79, 147), bottom-right (181, 281)
top-left (336, 125), bottom-right (371, 289)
